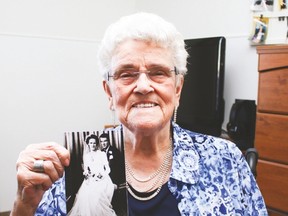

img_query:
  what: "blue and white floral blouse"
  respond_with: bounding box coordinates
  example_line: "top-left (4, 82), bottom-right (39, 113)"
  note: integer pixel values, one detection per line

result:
top-left (35, 123), bottom-right (268, 215)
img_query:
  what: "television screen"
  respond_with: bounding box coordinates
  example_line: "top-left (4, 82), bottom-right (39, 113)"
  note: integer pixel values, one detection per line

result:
top-left (176, 37), bottom-right (225, 137)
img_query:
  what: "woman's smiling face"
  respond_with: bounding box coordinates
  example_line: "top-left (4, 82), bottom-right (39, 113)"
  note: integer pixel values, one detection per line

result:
top-left (103, 39), bottom-right (183, 133)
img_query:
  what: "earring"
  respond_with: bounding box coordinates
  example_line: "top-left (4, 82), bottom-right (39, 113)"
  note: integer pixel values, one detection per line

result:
top-left (173, 106), bottom-right (178, 123)
top-left (110, 105), bottom-right (116, 127)
top-left (110, 104), bottom-right (115, 111)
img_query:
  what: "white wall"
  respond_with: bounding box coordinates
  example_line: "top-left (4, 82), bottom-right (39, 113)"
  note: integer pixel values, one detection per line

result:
top-left (0, 0), bottom-right (136, 40)
top-left (135, 0), bottom-right (252, 38)
top-left (1, 0), bottom-right (260, 212)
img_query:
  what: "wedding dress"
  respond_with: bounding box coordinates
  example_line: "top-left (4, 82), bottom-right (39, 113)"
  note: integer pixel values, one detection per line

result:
top-left (68, 150), bottom-right (116, 216)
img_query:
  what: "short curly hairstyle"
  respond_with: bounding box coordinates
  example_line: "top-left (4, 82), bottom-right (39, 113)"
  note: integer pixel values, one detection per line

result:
top-left (85, 134), bottom-right (99, 146)
top-left (97, 12), bottom-right (188, 79)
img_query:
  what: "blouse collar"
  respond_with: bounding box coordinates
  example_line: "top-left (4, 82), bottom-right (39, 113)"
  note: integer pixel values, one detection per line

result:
top-left (170, 122), bottom-right (200, 185)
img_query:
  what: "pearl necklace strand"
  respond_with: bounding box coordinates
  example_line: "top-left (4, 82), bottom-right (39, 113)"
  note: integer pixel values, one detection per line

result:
top-left (125, 141), bottom-right (172, 201)
top-left (125, 148), bottom-right (170, 183)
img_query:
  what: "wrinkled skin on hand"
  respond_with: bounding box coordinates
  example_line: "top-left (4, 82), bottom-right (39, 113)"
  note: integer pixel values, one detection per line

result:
top-left (10, 142), bottom-right (70, 216)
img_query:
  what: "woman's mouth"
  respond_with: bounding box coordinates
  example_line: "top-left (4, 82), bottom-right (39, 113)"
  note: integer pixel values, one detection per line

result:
top-left (133, 103), bottom-right (158, 108)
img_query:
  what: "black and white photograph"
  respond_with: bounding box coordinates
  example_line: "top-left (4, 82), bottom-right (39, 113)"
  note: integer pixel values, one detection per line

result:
top-left (64, 128), bottom-right (127, 216)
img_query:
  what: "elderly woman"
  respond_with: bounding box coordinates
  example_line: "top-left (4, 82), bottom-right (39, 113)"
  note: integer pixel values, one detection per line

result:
top-left (11, 12), bottom-right (268, 216)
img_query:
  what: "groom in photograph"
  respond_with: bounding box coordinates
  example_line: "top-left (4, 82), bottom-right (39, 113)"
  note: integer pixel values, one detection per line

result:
top-left (99, 133), bottom-right (123, 181)
top-left (99, 132), bottom-right (127, 216)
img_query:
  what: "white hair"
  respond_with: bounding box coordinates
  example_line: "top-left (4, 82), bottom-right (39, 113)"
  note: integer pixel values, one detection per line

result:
top-left (97, 12), bottom-right (188, 79)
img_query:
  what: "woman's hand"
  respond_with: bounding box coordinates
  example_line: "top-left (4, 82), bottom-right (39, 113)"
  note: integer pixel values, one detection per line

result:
top-left (10, 142), bottom-right (70, 216)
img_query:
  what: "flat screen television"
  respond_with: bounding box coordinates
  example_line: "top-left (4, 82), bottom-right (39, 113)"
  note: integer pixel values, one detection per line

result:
top-left (176, 37), bottom-right (225, 137)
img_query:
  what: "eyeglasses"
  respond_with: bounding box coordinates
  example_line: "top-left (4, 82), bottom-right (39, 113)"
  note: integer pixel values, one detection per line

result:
top-left (107, 66), bottom-right (178, 85)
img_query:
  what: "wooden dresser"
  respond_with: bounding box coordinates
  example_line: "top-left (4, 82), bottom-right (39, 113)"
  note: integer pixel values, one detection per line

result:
top-left (255, 45), bottom-right (288, 215)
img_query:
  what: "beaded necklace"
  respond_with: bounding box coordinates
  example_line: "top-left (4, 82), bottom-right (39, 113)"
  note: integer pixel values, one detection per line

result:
top-left (125, 140), bottom-right (172, 201)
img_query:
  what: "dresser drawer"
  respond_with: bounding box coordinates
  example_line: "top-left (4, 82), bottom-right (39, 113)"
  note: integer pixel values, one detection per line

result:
top-left (258, 68), bottom-right (288, 114)
top-left (255, 112), bottom-right (288, 164)
top-left (258, 45), bottom-right (288, 71)
top-left (257, 160), bottom-right (288, 213)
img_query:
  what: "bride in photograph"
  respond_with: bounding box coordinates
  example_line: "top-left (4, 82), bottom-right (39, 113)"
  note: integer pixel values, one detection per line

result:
top-left (68, 134), bottom-right (116, 216)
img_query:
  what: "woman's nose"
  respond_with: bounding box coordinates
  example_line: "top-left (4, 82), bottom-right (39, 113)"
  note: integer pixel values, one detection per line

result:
top-left (133, 72), bottom-right (154, 94)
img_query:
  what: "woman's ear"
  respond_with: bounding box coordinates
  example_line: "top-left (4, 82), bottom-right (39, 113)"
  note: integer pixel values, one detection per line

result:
top-left (102, 80), bottom-right (114, 110)
top-left (103, 80), bottom-right (112, 97)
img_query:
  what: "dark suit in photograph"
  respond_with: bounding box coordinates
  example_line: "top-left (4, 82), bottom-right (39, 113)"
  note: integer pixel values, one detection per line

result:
top-left (99, 133), bottom-right (127, 216)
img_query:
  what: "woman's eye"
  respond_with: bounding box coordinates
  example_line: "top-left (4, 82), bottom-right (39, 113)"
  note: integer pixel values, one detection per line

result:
top-left (150, 70), bottom-right (168, 77)
top-left (119, 72), bottom-right (137, 79)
